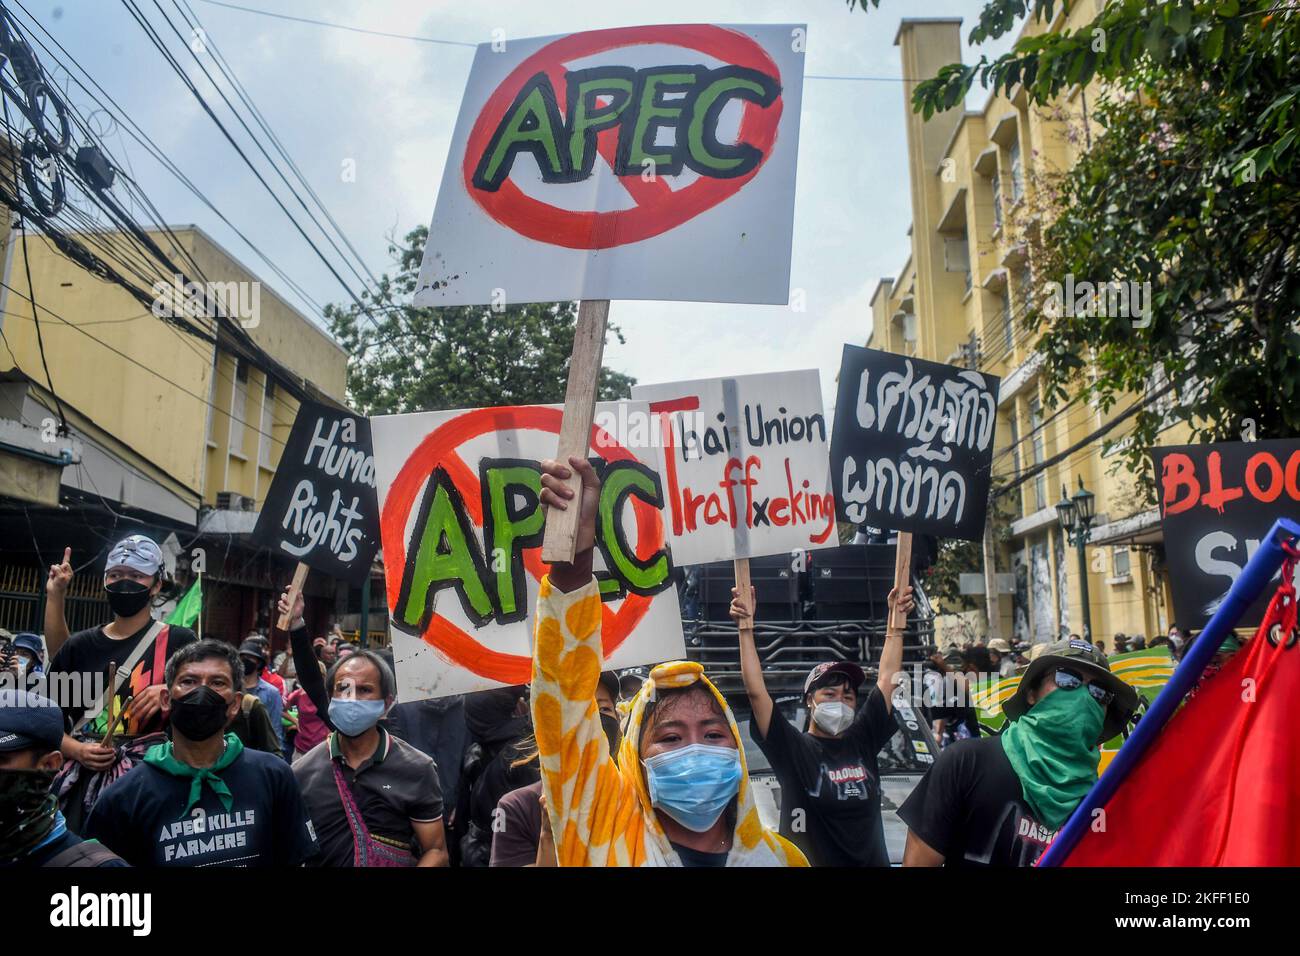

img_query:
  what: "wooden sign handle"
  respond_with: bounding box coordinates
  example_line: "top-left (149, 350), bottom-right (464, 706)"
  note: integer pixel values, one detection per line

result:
top-left (278, 562), bottom-right (309, 631)
top-left (541, 298), bottom-right (610, 564)
top-left (102, 661), bottom-right (117, 748)
top-left (733, 557), bottom-right (755, 641)
top-left (889, 531), bottom-right (912, 633)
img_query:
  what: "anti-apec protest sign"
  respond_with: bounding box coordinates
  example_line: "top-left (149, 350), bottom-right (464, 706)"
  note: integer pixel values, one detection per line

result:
top-left (371, 403), bottom-right (685, 699)
top-left (1152, 439), bottom-right (1300, 631)
top-left (250, 400), bottom-right (380, 586)
top-left (830, 346), bottom-right (999, 542)
top-left (414, 23), bottom-right (806, 307)
top-left (631, 369), bottom-right (836, 565)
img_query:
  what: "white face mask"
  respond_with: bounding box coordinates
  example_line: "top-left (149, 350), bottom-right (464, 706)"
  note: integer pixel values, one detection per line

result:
top-left (811, 700), bottom-right (855, 736)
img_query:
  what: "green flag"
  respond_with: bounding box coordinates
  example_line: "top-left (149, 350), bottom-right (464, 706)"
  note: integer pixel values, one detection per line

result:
top-left (167, 578), bottom-right (202, 629)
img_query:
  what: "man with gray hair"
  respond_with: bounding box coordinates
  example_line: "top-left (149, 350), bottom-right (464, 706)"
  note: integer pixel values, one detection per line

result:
top-left (280, 587), bottom-right (448, 867)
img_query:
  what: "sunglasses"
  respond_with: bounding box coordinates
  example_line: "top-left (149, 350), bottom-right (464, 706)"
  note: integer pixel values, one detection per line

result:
top-left (1052, 667), bottom-right (1115, 707)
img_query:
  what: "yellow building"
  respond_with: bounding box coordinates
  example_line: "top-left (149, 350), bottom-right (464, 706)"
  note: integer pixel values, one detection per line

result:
top-left (0, 223), bottom-right (351, 640)
top-left (873, 13), bottom-right (1183, 649)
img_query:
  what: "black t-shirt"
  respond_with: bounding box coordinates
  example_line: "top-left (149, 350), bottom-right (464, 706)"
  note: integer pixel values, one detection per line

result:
top-left (750, 687), bottom-right (896, 867)
top-left (293, 729), bottom-right (444, 867)
top-left (83, 747), bottom-right (318, 866)
top-left (671, 842), bottom-right (729, 867)
top-left (48, 622), bottom-right (197, 736)
top-left (898, 735), bottom-right (1056, 867)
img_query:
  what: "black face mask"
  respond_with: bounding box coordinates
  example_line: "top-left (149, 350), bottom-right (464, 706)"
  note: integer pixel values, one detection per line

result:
top-left (168, 685), bottom-right (231, 741)
top-left (105, 579), bottom-right (153, 617)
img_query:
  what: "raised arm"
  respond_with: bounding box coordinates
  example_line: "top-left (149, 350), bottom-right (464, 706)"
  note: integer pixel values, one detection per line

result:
top-left (533, 456), bottom-right (638, 866)
top-left (44, 547), bottom-right (73, 656)
top-left (277, 585), bottom-right (332, 729)
top-left (877, 585), bottom-right (915, 715)
top-left (730, 585), bottom-right (774, 738)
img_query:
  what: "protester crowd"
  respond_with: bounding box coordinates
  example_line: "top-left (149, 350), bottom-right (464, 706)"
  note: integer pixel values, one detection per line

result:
top-left (0, 480), bottom-right (1223, 868)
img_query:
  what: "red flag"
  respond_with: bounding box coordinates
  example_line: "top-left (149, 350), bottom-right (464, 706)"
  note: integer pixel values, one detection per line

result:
top-left (1062, 574), bottom-right (1300, 866)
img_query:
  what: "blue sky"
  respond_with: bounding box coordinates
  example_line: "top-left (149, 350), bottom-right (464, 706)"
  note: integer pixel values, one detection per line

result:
top-left (26, 0), bottom-right (1016, 407)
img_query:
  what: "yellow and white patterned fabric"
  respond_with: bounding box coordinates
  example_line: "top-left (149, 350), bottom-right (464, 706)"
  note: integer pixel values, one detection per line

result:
top-left (531, 576), bottom-right (807, 867)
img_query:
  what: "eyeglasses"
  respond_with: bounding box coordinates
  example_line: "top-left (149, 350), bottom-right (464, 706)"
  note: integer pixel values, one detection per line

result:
top-left (1052, 668), bottom-right (1115, 707)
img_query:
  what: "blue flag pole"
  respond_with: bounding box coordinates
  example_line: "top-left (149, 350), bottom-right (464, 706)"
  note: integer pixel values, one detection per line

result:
top-left (1038, 516), bottom-right (1300, 866)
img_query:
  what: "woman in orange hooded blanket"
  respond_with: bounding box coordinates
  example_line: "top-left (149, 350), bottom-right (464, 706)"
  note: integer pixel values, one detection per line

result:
top-left (532, 456), bottom-right (806, 867)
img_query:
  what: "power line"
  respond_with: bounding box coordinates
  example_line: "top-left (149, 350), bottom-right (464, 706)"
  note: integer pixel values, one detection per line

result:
top-left (121, 0), bottom-right (386, 331)
top-left (193, 0), bottom-right (477, 47)
top-left (176, 0), bottom-right (384, 294)
top-left (192, 0), bottom-right (938, 84)
top-left (8, 0), bottom-right (332, 321)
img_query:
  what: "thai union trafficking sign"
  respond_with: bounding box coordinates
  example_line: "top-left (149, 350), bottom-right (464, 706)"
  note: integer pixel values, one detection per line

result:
top-left (415, 23), bottom-right (805, 307)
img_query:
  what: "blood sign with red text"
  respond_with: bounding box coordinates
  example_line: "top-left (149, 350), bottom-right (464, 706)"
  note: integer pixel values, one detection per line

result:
top-left (414, 23), bottom-right (805, 308)
top-left (371, 402), bottom-right (685, 700)
top-left (1153, 438), bottom-right (1300, 631)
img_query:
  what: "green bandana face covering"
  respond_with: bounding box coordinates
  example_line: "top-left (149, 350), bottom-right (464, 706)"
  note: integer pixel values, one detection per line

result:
top-left (1000, 686), bottom-right (1104, 830)
top-left (143, 733), bottom-right (243, 815)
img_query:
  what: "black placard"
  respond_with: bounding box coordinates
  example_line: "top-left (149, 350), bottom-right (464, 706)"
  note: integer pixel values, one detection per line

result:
top-left (830, 345), bottom-right (999, 542)
top-left (1151, 439), bottom-right (1300, 632)
top-left (251, 400), bottom-right (380, 585)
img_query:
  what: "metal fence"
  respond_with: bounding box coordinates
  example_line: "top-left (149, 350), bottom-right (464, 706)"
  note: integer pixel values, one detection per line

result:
top-left (0, 563), bottom-right (110, 635)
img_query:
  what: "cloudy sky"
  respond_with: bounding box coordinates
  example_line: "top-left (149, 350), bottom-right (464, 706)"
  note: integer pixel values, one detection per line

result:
top-left (28, 0), bottom-right (1016, 407)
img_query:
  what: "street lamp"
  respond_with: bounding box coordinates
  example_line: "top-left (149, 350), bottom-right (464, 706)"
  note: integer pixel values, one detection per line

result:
top-left (1057, 477), bottom-right (1097, 641)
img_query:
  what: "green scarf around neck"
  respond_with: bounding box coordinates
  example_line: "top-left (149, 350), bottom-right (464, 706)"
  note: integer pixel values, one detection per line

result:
top-left (1000, 688), bottom-right (1103, 830)
top-left (144, 733), bottom-right (243, 815)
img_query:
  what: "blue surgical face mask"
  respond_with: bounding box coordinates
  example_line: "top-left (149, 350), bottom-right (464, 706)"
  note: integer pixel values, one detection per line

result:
top-left (329, 697), bottom-right (387, 737)
top-left (643, 743), bottom-right (742, 833)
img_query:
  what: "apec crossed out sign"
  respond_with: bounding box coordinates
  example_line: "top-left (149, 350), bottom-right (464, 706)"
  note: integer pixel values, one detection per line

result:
top-left (415, 24), bottom-right (805, 307)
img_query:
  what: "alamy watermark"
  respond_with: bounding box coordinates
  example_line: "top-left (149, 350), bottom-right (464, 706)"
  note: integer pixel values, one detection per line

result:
top-left (1042, 274), bottom-right (1152, 328)
top-left (151, 273), bottom-right (262, 329)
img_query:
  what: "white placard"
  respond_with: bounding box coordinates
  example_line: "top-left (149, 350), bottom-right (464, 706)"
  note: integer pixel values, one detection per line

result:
top-left (372, 402), bottom-right (684, 700)
top-left (415, 23), bottom-right (805, 307)
top-left (631, 368), bottom-right (836, 566)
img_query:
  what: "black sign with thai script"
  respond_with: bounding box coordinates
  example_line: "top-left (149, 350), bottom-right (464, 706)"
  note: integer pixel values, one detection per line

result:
top-left (251, 400), bottom-right (380, 584)
top-left (1152, 439), bottom-right (1300, 631)
top-left (830, 345), bottom-right (999, 542)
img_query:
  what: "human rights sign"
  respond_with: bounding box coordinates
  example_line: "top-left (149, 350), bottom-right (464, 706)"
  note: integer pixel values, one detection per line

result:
top-left (250, 400), bottom-right (380, 586)
top-left (415, 23), bottom-right (805, 307)
top-left (830, 345), bottom-right (999, 542)
top-left (371, 402), bottom-right (685, 699)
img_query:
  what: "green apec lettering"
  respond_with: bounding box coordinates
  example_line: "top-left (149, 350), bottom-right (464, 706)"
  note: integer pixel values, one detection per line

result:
top-left (472, 64), bottom-right (780, 191)
top-left (393, 457), bottom-right (673, 636)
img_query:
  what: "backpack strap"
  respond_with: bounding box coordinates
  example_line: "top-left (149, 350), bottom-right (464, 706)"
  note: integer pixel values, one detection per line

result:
top-left (150, 624), bottom-right (171, 690)
top-left (71, 620), bottom-right (166, 736)
top-left (42, 839), bottom-right (124, 868)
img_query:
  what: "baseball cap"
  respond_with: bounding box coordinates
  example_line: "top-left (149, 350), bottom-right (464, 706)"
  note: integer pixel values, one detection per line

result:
top-left (13, 633), bottom-right (44, 663)
top-left (804, 661), bottom-right (866, 696)
top-left (1003, 637), bottom-right (1138, 743)
top-left (105, 534), bottom-right (163, 577)
top-left (0, 690), bottom-right (65, 753)
top-left (988, 638), bottom-right (1012, 654)
top-left (238, 640), bottom-right (267, 665)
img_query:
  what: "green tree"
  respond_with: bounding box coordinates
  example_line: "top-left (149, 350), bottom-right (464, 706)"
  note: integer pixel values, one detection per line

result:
top-left (850, 1), bottom-right (1300, 487)
top-left (327, 225), bottom-right (636, 414)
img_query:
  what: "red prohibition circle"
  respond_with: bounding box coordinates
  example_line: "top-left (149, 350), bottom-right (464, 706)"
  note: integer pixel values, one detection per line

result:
top-left (380, 406), bottom-right (666, 685)
top-left (462, 24), bottom-right (783, 249)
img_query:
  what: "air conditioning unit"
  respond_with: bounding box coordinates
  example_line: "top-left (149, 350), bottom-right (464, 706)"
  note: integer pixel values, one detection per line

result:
top-left (216, 491), bottom-right (254, 511)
